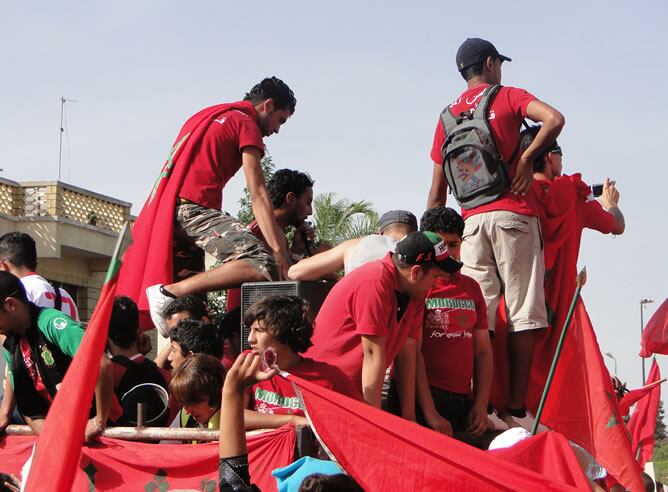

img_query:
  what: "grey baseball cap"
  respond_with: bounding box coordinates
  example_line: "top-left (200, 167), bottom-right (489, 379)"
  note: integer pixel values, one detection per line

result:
top-left (378, 210), bottom-right (418, 233)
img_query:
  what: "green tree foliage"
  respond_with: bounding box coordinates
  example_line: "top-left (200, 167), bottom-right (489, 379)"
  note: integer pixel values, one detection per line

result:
top-left (237, 155), bottom-right (276, 225)
top-left (311, 192), bottom-right (379, 246)
top-left (657, 400), bottom-right (667, 444)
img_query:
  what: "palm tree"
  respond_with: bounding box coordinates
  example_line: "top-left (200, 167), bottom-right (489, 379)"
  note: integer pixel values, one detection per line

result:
top-left (312, 192), bottom-right (379, 246)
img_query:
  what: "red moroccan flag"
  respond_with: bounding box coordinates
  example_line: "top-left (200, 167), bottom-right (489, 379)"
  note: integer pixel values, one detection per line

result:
top-left (628, 359), bottom-right (661, 467)
top-left (640, 299), bottom-right (668, 357)
top-left (619, 378), bottom-right (665, 417)
top-left (540, 300), bottom-right (643, 491)
top-left (25, 225), bottom-right (131, 491)
top-left (287, 374), bottom-right (588, 491)
top-left (115, 101), bottom-right (259, 329)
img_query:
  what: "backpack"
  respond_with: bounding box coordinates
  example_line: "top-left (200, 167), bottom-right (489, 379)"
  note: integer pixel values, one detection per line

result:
top-left (439, 84), bottom-right (509, 210)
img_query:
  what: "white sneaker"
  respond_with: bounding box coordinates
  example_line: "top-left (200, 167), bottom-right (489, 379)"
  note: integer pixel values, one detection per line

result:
top-left (487, 409), bottom-right (510, 431)
top-left (503, 411), bottom-right (548, 433)
top-left (146, 284), bottom-right (174, 337)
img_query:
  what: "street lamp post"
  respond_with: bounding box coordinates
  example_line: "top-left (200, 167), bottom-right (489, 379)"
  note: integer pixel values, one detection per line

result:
top-left (605, 352), bottom-right (617, 376)
top-left (640, 298), bottom-right (655, 384)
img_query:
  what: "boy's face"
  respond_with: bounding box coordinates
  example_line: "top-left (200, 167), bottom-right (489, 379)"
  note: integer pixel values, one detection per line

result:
top-left (184, 400), bottom-right (217, 424)
top-left (434, 232), bottom-right (462, 261)
top-left (247, 320), bottom-right (278, 356)
top-left (168, 341), bottom-right (187, 370)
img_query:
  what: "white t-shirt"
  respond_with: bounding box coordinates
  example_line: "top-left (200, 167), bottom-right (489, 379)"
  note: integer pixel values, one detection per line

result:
top-left (21, 273), bottom-right (80, 321)
top-left (344, 235), bottom-right (399, 275)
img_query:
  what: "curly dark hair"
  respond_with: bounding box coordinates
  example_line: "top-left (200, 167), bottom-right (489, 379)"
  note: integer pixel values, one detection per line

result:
top-left (0, 232), bottom-right (38, 270)
top-left (244, 77), bottom-right (296, 114)
top-left (267, 169), bottom-right (314, 209)
top-left (298, 473), bottom-right (363, 492)
top-left (420, 207), bottom-right (465, 237)
top-left (170, 319), bottom-right (224, 359)
top-left (162, 295), bottom-right (209, 320)
top-left (169, 354), bottom-right (225, 409)
top-left (109, 296), bottom-right (139, 349)
top-left (244, 295), bottom-right (313, 354)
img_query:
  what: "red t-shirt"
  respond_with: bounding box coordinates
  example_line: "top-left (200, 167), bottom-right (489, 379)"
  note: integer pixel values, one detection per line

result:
top-left (421, 274), bottom-right (487, 395)
top-left (305, 253), bottom-right (424, 393)
top-left (178, 101), bottom-right (264, 210)
top-left (430, 84), bottom-right (538, 219)
top-left (248, 358), bottom-right (362, 416)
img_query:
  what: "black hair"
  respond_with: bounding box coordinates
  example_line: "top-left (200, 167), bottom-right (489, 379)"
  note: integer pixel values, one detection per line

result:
top-left (267, 169), bottom-right (315, 209)
top-left (170, 319), bottom-right (224, 359)
top-left (0, 232), bottom-right (38, 270)
top-left (642, 472), bottom-right (656, 492)
top-left (0, 271), bottom-right (27, 306)
top-left (162, 295), bottom-right (208, 320)
top-left (420, 207), bottom-right (465, 237)
top-left (244, 295), bottom-right (313, 354)
top-left (244, 77), bottom-right (296, 114)
top-left (460, 60), bottom-right (486, 81)
top-left (519, 126), bottom-right (561, 173)
top-left (0, 472), bottom-right (20, 492)
top-left (298, 473), bottom-right (364, 492)
top-left (108, 296), bottom-right (139, 349)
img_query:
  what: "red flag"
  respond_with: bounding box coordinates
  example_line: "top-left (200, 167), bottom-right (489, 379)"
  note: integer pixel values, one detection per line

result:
top-left (287, 374), bottom-right (588, 491)
top-left (540, 300), bottom-right (643, 491)
top-left (25, 225), bottom-right (131, 491)
top-left (628, 359), bottom-right (662, 467)
top-left (115, 101), bottom-right (258, 329)
top-left (619, 378), bottom-right (665, 417)
top-left (640, 299), bottom-right (668, 357)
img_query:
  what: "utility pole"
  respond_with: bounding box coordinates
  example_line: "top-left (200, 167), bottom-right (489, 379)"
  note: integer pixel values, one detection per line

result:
top-left (58, 97), bottom-right (78, 181)
top-left (640, 298), bottom-right (654, 384)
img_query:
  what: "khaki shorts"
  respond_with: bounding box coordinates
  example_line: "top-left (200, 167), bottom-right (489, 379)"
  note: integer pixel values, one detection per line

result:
top-left (460, 210), bottom-right (547, 333)
top-left (172, 202), bottom-right (277, 283)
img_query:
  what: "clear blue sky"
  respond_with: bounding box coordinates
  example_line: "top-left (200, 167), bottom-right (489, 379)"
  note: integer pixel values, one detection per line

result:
top-left (1, 2), bottom-right (666, 397)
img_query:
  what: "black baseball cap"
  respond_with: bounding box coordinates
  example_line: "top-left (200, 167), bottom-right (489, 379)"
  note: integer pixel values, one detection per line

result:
top-left (456, 38), bottom-right (512, 72)
top-left (394, 231), bottom-right (463, 274)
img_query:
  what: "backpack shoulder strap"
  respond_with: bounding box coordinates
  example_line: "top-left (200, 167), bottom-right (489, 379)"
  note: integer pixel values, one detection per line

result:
top-left (439, 104), bottom-right (458, 135)
top-left (48, 281), bottom-right (62, 311)
top-left (472, 84), bottom-right (501, 120)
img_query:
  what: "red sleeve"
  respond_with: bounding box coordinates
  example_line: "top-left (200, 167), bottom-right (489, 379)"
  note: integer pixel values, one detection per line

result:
top-left (581, 199), bottom-right (617, 233)
top-left (351, 282), bottom-right (392, 337)
top-left (469, 277), bottom-right (488, 331)
top-left (430, 119), bottom-right (446, 164)
top-left (236, 114), bottom-right (264, 155)
top-left (505, 87), bottom-right (537, 118)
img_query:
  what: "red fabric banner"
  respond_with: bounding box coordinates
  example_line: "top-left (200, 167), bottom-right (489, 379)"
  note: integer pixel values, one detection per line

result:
top-left (540, 300), bottom-right (643, 491)
top-left (628, 359), bottom-right (661, 467)
top-left (115, 102), bottom-right (256, 329)
top-left (25, 279), bottom-right (118, 491)
top-left (1, 426), bottom-right (294, 491)
top-left (640, 299), bottom-right (668, 357)
top-left (619, 378), bottom-right (665, 417)
top-left (287, 374), bottom-right (588, 491)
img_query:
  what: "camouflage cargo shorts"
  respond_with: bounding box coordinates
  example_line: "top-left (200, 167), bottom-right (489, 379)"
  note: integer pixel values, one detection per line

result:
top-left (172, 202), bottom-right (277, 283)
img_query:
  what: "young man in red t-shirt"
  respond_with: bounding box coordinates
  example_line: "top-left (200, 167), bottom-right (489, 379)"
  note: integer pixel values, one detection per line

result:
top-left (243, 295), bottom-right (361, 430)
top-left (306, 231), bottom-right (463, 415)
top-left (426, 38), bottom-right (565, 429)
top-left (146, 78), bottom-right (297, 336)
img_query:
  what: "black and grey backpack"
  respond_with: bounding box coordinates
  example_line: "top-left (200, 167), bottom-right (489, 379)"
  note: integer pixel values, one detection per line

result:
top-left (440, 84), bottom-right (510, 210)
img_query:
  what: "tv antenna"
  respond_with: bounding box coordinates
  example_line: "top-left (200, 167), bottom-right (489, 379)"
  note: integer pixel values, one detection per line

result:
top-left (58, 96), bottom-right (78, 181)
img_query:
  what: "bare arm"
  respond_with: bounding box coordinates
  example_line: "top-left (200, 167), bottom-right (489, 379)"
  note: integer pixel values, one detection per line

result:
top-left (598, 177), bottom-right (625, 234)
top-left (427, 164), bottom-right (447, 209)
top-left (242, 147), bottom-right (290, 280)
top-left (243, 409), bottom-right (307, 430)
top-left (287, 238), bottom-right (360, 280)
top-left (23, 416), bottom-right (45, 435)
top-left (361, 335), bottom-right (387, 408)
top-left (0, 366), bottom-right (15, 432)
top-left (513, 100), bottom-right (566, 196)
top-left (467, 329), bottom-right (493, 437)
top-left (154, 343), bottom-right (172, 369)
top-left (393, 338), bottom-right (417, 420)
top-left (85, 355), bottom-right (113, 442)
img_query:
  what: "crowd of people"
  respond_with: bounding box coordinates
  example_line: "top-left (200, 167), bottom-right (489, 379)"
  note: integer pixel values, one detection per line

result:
top-left (0, 37), bottom-right (637, 491)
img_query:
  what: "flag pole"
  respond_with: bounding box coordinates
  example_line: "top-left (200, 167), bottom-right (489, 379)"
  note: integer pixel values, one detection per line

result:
top-left (531, 268), bottom-right (587, 435)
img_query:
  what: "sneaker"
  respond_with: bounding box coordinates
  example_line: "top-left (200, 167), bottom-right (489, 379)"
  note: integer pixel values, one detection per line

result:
top-left (502, 411), bottom-right (548, 433)
top-left (487, 408), bottom-right (510, 431)
top-left (146, 284), bottom-right (174, 337)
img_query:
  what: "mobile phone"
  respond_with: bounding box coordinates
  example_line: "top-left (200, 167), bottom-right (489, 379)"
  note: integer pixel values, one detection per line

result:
top-left (591, 184), bottom-right (603, 197)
